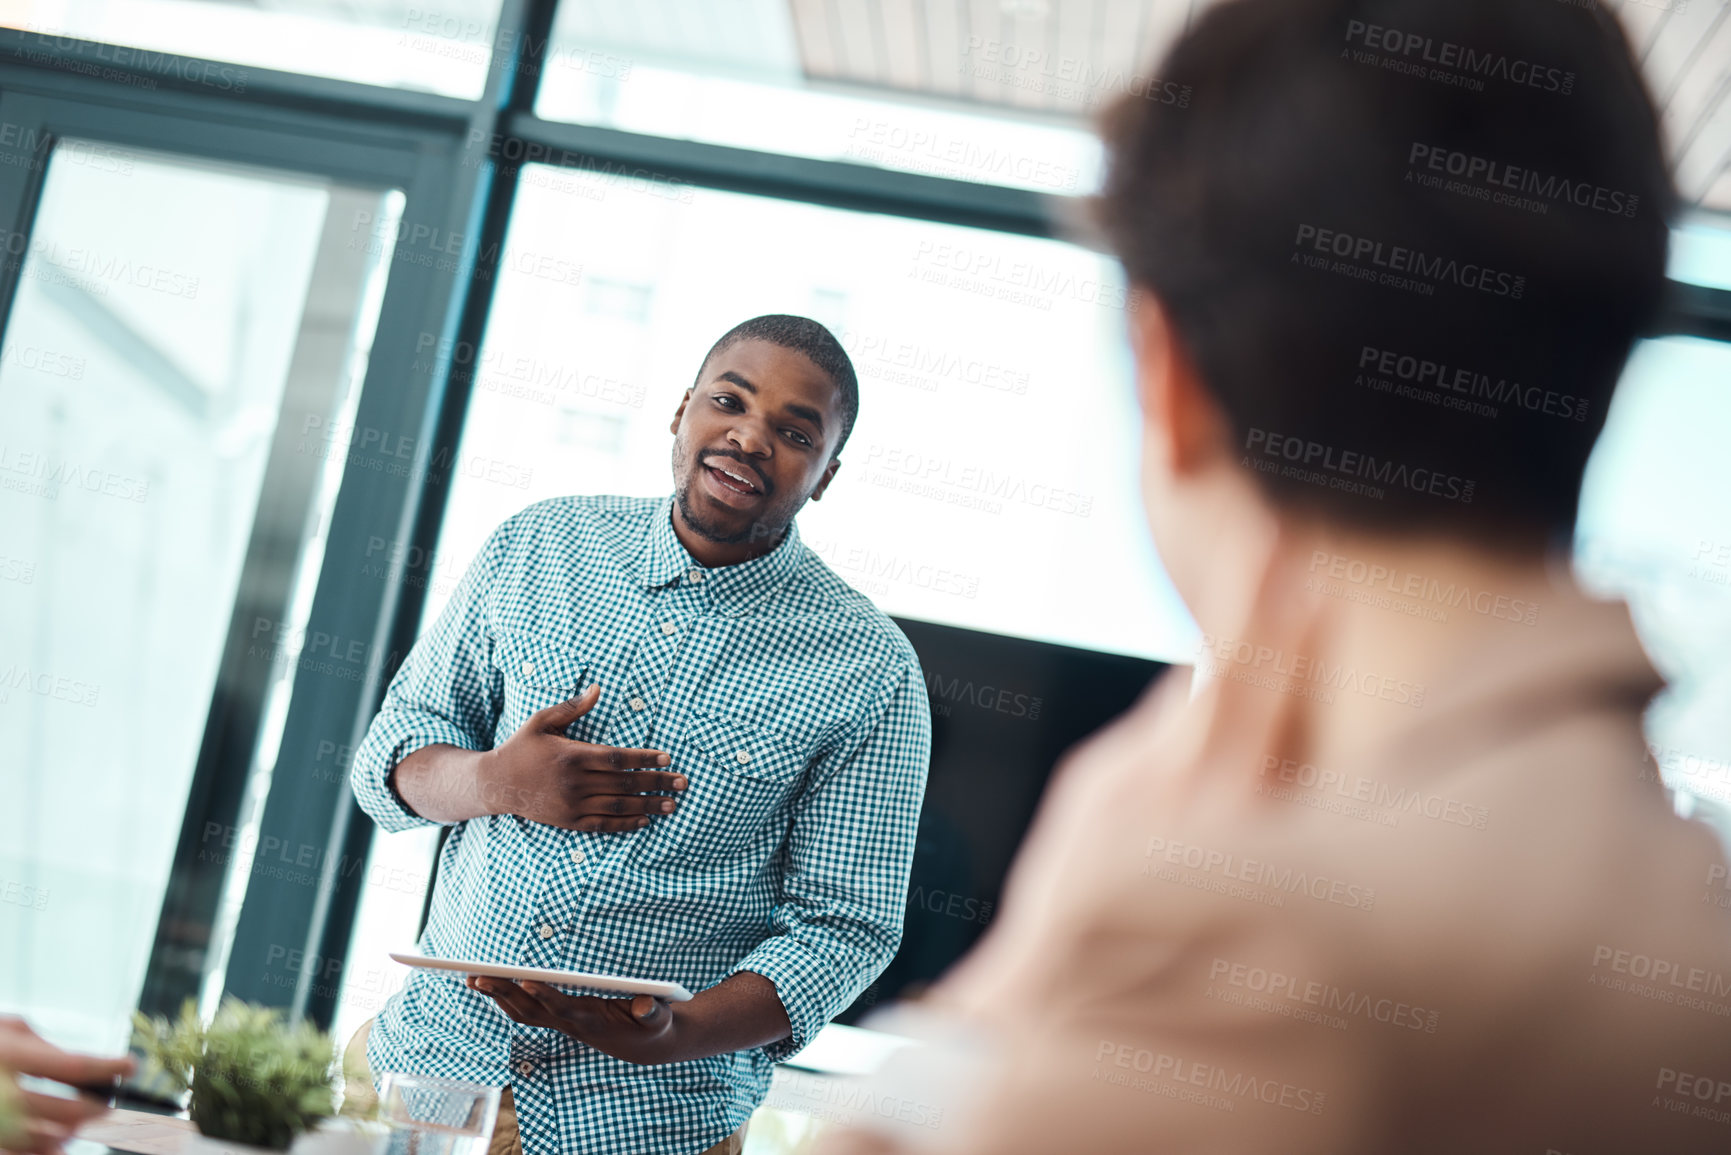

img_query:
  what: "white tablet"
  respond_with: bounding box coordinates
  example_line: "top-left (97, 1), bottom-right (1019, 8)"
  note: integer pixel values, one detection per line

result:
top-left (389, 952), bottom-right (695, 1002)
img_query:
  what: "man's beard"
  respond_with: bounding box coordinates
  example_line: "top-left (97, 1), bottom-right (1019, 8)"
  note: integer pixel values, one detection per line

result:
top-left (672, 448), bottom-right (787, 547)
top-left (674, 483), bottom-right (763, 545)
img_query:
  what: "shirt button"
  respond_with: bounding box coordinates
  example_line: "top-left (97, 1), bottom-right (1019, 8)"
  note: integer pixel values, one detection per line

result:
top-left (687, 568), bottom-right (704, 583)
top-left (569, 848), bottom-right (586, 865)
top-left (520, 660), bottom-right (535, 677)
top-left (660, 620), bottom-right (677, 636)
top-left (629, 696), bottom-right (647, 712)
top-left (735, 749), bottom-right (752, 765)
top-left (536, 924), bottom-right (555, 939)
top-left (515, 1060), bottom-right (534, 1077)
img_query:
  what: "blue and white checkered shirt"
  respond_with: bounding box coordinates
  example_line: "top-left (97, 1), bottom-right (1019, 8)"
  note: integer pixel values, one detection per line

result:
top-left (351, 494), bottom-right (932, 1155)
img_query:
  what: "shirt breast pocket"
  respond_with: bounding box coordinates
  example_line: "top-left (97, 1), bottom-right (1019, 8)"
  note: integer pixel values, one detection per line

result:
top-left (492, 629), bottom-right (590, 744)
top-left (652, 711), bottom-right (811, 867)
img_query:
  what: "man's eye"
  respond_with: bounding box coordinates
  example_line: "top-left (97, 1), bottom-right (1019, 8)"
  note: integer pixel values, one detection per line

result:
top-left (785, 431), bottom-right (812, 447)
top-left (713, 394), bottom-right (739, 409)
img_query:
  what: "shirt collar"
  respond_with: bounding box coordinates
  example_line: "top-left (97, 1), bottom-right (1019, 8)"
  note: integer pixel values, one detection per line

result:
top-left (640, 494), bottom-right (804, 615)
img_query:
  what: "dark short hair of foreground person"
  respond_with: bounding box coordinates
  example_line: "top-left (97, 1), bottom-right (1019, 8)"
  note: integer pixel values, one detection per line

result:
top-left (1095, 0), bottom-right (1672, 550)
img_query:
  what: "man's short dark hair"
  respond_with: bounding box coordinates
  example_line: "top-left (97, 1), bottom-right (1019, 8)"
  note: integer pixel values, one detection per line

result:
top-left (1095, 0), bottom-right (1674, 550)
top-left (695, 315), bottom-right (860, 456)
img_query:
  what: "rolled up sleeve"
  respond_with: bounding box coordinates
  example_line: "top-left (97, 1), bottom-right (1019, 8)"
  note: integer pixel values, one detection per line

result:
top-left (350, 525), bottom-right (508, 833)
top-left (730, 657), bottom-right (933, 1061)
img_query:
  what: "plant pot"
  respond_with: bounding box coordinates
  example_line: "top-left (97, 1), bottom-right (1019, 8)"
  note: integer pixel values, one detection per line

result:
top-left (292, 1121), bottom-right (388, 1155)
top-left (182, 1131), bottom-right (281, 1155)
top-left (182, 1122), bottom-right (384, 1155)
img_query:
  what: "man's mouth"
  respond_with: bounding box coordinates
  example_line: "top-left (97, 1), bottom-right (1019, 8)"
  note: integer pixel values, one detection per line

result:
top-left (700, 457), bottom-right (764, 504)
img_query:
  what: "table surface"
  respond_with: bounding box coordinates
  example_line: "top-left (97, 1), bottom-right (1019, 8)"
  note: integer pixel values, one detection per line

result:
top-left (73, 1108), bottom-right (194, 1155)
top-left (66, 1064), bottom-right (852, 1155)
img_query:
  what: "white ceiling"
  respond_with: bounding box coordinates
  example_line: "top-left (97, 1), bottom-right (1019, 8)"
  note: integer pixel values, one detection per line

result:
top-left (788, 0), bottom-right (1731, 213)
top-left (217, 0), bottom-right (1731, 211)
top-left (1624, 0), bottom-right (1731, 212)
top-left (550, 0), bottom-right (804, 81)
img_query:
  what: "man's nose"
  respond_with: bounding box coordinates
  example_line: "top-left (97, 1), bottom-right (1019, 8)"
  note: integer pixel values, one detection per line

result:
top-left (725, 419), bottom-right (772, 457)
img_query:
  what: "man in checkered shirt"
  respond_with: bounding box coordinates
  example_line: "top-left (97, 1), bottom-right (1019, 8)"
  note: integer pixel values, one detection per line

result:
top-left (347, 315), bottom-right (933, 1155)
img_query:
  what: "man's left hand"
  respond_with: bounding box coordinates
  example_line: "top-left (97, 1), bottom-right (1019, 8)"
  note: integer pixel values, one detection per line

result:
top-left (467, 978), bottom-right (676, 1065)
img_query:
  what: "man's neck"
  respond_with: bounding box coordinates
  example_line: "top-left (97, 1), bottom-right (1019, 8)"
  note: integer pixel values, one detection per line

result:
top-left (670, 503), bottom-right (787, 569)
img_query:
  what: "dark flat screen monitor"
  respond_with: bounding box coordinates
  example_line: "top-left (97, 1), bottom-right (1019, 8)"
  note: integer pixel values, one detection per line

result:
top-left (834, 617), bottom-right (1167, 1024)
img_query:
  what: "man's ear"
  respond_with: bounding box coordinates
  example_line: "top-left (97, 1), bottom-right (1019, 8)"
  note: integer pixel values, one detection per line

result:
top-left (1128, 290), bottom-right (1228, 478)
top-left (809, 457), bottom-right (842, 502)
top-left (669, 387), bottom-right (693, 436)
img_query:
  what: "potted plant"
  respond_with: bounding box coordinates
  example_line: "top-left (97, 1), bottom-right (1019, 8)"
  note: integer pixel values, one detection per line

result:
top-left (132, 999), bottom-right (377, 1155)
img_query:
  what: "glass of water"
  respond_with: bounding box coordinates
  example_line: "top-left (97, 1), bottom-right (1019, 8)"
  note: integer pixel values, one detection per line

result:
top-left (377, 1073), bottom-right (501, 1155)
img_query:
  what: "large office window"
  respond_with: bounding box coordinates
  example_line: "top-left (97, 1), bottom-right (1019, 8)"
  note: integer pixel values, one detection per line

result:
top-left (419, 166), bottom-right (1193, 660)
top-left (328, 160), bottom-right (1199, 1049)
top-left (0, 140), bottom-right (399, 1053)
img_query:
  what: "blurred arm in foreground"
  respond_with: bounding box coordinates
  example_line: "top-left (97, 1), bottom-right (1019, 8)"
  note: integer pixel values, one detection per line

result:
top-left (0, 1017), bottom-right (134, 1155)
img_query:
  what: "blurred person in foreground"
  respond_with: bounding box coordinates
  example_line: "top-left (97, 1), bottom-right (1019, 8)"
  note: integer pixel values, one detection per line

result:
top-left (0, 1017), bottom-right (132, 1155)
top-left (820, 0), bottom-right (1731, 1152)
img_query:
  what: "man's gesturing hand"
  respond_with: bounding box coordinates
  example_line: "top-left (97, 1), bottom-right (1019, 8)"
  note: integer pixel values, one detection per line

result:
top-left (476, 684), bottom-right (687, 831)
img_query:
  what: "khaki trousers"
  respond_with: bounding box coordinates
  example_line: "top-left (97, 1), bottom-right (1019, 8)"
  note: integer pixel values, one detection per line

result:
top-left (345, 1019), bottom-right (746, 1155)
